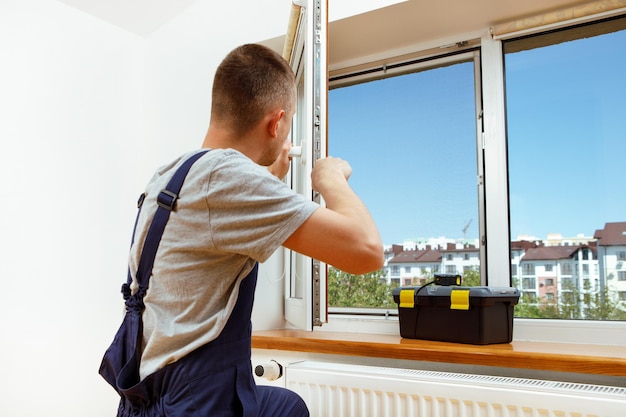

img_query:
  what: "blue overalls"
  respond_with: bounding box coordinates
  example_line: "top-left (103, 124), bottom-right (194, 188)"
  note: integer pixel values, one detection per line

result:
top-left (100, 150), bottom-right (309, 417)
top-left (117, 264), bottom-right (308, 417)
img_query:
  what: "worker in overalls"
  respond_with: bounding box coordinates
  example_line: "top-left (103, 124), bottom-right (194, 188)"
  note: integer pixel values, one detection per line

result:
top-left (100, 43), bottom-right (384, 416)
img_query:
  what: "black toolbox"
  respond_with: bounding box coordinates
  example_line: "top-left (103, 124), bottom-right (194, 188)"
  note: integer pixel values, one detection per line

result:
top-left (392, 285), bottom-right (520, 345)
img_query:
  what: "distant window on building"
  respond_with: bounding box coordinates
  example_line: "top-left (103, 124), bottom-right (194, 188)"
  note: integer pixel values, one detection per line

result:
top-left (561, 263), bottom-right (572, 275)
top-left (522, 263), bottom-right (535, 275)
top-left (545, 264), bottom-right (553, 272)
top-left (522, 277), bottom-right (536, 289)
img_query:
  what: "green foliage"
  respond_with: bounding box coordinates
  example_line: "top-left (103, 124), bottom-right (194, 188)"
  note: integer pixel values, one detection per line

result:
top-left (514, 279), bottom-right (626, 320)
top-left (461, 267), bottom-right (481, 286)
top-left (328, 268), bottom-right (396, 308)
top-left (328, 266), bottom-right (626, 319)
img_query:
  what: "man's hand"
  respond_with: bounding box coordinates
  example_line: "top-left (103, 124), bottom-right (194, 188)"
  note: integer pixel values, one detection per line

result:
top-left (267, 140), bottom-right (292, 179)
top-left (311, 156), bottom-right (352, 194)
top-left (284, 155), bottom-right (384, 275)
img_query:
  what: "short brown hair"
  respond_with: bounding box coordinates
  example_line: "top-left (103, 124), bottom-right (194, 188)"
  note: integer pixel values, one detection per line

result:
top-left (211, 44), bottom-right (295, 135)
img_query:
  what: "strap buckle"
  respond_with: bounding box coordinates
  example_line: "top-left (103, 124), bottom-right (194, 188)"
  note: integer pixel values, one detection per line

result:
top-left (137, 193), bottom-right (146, 208)
top-left (157, 189), bottom-right (178, 211)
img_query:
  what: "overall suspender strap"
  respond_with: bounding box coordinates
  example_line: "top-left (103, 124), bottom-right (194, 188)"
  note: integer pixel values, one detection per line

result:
top-left (100, 150), bottom-right (210, 395)
top-left (123, 193), bottom-right (147, 297)
top-left (134, 150), bottom-right (210, 291)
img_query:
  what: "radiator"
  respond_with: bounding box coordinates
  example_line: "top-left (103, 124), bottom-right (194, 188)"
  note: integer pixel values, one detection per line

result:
top-left (284, 361), bottom-right (626, 417)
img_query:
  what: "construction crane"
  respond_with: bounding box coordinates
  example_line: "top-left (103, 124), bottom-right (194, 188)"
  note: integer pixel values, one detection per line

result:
top-left (462, 219), bottom-right (473, 239)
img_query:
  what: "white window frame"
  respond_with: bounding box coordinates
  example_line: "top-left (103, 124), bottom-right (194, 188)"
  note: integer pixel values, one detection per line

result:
top-left (283, 0), bottom-right (328, 331)
top-left (314, 24), bottom-right (626, 346)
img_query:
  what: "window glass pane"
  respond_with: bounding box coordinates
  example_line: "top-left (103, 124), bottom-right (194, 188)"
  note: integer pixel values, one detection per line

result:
top-left (505, 18), bottom-right (626, 320)
top-left (328, 58), bottom-right (480, 308)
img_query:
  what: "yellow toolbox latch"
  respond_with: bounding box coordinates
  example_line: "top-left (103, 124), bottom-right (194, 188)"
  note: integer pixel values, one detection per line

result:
top-left (450, 289), bottom-right (470, 310)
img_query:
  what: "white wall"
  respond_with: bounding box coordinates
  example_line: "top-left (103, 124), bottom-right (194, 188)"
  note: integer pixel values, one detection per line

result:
top-left (0, 1), bottom-right (144, 416)
top-left (0, 0), bottom-right (292, 416)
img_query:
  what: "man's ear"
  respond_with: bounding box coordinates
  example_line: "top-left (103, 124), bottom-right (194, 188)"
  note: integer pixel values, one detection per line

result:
top-left (267, 109), bottom-right (286, 138)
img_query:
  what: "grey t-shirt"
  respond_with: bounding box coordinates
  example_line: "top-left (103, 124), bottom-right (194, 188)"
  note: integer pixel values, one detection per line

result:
top-left (129, 149), bottom-right (318, 379)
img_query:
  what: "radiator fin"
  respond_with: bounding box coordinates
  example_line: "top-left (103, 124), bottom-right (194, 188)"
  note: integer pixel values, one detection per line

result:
top-left (285, 361), bottom-right (626, 417)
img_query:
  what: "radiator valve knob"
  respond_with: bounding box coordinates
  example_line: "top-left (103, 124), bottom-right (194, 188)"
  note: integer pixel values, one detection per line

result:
top-left (254, 360), bottom-right (283, 381)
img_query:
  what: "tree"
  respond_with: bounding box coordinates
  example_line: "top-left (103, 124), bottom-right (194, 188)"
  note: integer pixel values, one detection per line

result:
top-left (582, 285), bottom-right (626, 320)
top-left (512, 278), bottom-right (626, 320)
top-left (461, 266), bottom-right (481, 286)
top-left (328, 268), bottom-right (396, 308)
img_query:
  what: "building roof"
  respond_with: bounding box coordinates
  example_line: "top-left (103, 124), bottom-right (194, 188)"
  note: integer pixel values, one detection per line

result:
top-left (443, 242), bottom-right (479, 253)
top-left (388, 249), bottom-right (442, 264)
top-left (522, 245), bottom-right (581, 261)
top-left (593, 222), bottom-right (626, 246)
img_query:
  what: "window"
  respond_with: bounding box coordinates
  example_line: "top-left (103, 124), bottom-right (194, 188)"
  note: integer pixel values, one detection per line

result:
top-left (328, 50), bottom-right (481, 309)
top-left (316, 10), bottom-right (626, 339)
top-left (504, 17), bottom-right (626, 321)
top-left (522, 277), bottom-right (536, 290)
top-left (282, 0), bottom-right (328, 330)
top-left (263, 2), bottom-right (626, 349)
top-left (562, 263), bottom-right (573, 275)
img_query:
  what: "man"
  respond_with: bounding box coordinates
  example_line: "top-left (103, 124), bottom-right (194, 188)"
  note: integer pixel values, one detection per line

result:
top-left (110, 44), bottom-right (383, 416)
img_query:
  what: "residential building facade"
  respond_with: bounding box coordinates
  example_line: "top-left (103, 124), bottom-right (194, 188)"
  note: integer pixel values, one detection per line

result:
top-left (383, 222), bottom-right (626, 316)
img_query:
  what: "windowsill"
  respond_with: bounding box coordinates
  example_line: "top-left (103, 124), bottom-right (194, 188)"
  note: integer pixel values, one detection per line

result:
top-left (251, 329), bottom-right (626, 377)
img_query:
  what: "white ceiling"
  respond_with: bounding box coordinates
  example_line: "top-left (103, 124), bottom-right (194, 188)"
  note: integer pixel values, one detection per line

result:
top-left (327, 0), bottom-right (585, 66)
top-left (57, 0), bottom-right (201, 36)
top-left (56, 0), bottom-right (583, 39)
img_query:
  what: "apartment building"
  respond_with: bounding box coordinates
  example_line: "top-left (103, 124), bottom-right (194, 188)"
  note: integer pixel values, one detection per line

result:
top-left (385, 242), bottom-right (479, 286)
top-left (595, 222), bottom-right (626, 303)
top-left (516, 244), bottom-right (598, 305)
top-left (384, 222), bottom-right (626, 309)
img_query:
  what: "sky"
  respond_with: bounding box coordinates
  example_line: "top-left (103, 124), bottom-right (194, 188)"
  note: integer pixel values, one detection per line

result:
top-left (328, 27), bottom-right (626, 246)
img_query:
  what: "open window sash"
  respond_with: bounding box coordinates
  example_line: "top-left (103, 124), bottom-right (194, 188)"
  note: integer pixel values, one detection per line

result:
top-left (283, 0), bottom-right (328, 330)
